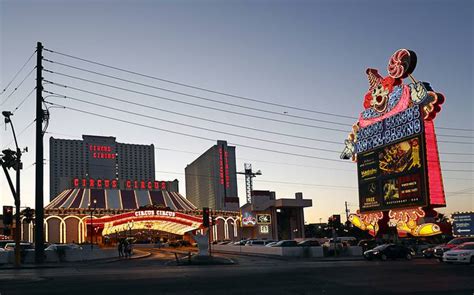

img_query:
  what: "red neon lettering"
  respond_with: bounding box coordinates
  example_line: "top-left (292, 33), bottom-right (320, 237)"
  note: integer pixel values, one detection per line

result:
top-left (154, 181), bottom-right (159, 189)
top-left (134, 181), bottom-right (139, 189)
top-left (89, 178), bottom-right (95, 187)
top-left (140, 181), bottom-right (145, 189)
top-left (93, 152), bottom-right (97, 158)
top-left (161, 181), bottom-right (166, 190)
top-left (73, 178), bottom-right (79, 187)
top-left (126, 180), bottom-right (131, 189)
top-left (112, 179), bottom-right (118, 188)
top-left (107, 146), bottom-right (111, 152)
top-left (82, 179), bottom-right (87, 187)
top-left (97, 179), bottom-right (102, 188)
top-left (147, 181), bottom-right (152, 189)
top-left (104, 179), bottom-right (110, 188)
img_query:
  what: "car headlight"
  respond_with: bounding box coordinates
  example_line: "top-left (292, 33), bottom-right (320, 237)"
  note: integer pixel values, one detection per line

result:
top-left (372, 251), bottom-right (379, 255)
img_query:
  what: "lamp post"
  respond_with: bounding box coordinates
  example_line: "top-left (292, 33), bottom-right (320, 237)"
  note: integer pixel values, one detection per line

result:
top-left (88, 199), bottom-right (97, 250)
top-left (1, 111), bottom-right (24, 268)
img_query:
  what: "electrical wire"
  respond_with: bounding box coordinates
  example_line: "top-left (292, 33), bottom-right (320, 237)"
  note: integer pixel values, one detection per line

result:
top-left (42, 49), bottom-right (474, 133)
top-left (43, 99), bottom-right (474, 167)
top-left (1, 119), bottom-right (36, 149)
top-left (44, 82), bottom-right (343, 145)
top-left (43, 48), bottom-right (357, 120)
top-left (43, 69), bottom-right (474, 142)
top-left (0, 50), bottom-right (36, 96)
top-left (0, 66), bottom-right (36, 107)
top-left (43, 65), bottom-right (351, 127)
top-left (12, 88), bottom-right (36, 114)
top-left (42, 75), bottom-right (349, 133)
top-left (44, 91), bottom-right (342, 154)
top-left (43, 100), bottom-right (351, 164)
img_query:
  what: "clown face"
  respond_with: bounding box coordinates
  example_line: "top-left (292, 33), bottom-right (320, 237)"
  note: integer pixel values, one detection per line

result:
top-left (370, 83), bottom-right (390, 113)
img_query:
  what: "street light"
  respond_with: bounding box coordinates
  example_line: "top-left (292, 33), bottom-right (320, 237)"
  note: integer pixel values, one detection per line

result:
top-left (88, 199), bottom-right (97, 250)
top-left (1, 111), bottom-right (25, 268)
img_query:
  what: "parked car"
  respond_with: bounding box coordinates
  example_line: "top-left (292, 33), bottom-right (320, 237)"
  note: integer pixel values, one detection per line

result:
top-left (364, 244), bottom-right (415, 261)
top-left (245, 240), bottom-right (274, 246)
top-left (298, 239), bottom-right (321, 247)
top-left (4, 242), bottom-right (34, 251)
top-left (358, 239), bottom-right (378, 252)
top-left (233, 240), bottom-right (248, 246)
top-left (434, 237), bottom-right (474, 260)
top-left (442, 242), bottom-right (474, 264)
top-left (271, 240), bottom-right (298, 247)
top-left (0, 240), bottom-right (14, 249)
top-left (45, 244), bottom-right (82, 251)
top-left (265, 241), bottom-right (278, 247)
top-left (217, 240), bottom-right (232, 245)
top-left (324, 237), bottom-right (357, 247)
top-left (422, 247), bottom-right (436, 258)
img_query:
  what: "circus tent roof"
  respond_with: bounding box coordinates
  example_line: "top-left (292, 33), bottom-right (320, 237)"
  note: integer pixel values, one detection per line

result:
top-left (45, 188), bottom-right (196, 211)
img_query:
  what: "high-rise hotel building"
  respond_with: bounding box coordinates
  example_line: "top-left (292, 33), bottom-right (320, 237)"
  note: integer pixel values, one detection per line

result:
top-left (49, 135), bottom-right (155, 200)
top-left (185, 140), bottom-right (239, 211)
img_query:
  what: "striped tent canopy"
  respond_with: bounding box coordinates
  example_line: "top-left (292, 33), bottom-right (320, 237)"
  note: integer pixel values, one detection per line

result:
top-left (46, 188), bottom-right (196, 211)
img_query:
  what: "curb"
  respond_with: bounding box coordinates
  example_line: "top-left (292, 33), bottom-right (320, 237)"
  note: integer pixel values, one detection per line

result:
top-left (0, 250), bottom-right (152, 270)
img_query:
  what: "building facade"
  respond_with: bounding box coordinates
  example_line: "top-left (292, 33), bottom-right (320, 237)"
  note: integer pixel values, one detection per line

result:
top-left (185, 140), bottom-right (239, 211)
top-left (49, 135), bottom-right (155, 200)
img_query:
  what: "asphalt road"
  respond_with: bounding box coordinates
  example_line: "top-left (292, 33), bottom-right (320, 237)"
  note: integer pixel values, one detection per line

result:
top-left (0, 248), bottom-right (473, 295)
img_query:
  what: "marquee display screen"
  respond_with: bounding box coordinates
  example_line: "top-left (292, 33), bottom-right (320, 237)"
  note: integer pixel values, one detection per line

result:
top-left (358, 134), bottom-right (428, 212)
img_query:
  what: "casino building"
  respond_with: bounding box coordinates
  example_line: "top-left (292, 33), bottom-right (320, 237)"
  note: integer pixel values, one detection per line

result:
top-left (18, 136), bottom-right (312, 245)
top-left (49, 135), bottom-right (155, 200)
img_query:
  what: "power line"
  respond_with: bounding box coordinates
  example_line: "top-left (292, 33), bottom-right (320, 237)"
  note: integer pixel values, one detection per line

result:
top-left (43, 83), bottom-right (343, 145)
top-left (155, 170), bottom-right (358, 190)
top-left (1, 119), bottom-right (36, 149)
top-left (44, 100), bottom-right (350, 163)
top-left (45, 90), bottom-right (474, 163)
top-left (42, 75), bottom-right (349, 133)
top-left (0, 50), bottom-right (36, 96)
top-left (45, 91), bottom-right (342, 154)
top-left (0, 66), bottom-right (36, 107)
top-left (42, 48), bottom-right (474, 133)
top-left (43, 48), bottom-right (357, 120)
top-left (43, 68), bottom-right (474, 141)
top-left (43, 100), bottom-right (474, 170)
top-left (43, 64), bottom-right (351, 127)
top-left (43, 130), bottom-right (474, 178)
top-left (12, 88), bottom-right (36, 114)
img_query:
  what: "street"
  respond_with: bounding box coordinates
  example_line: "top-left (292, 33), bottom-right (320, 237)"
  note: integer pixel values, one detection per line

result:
top-left (0, 249), bottom-right (473, 295)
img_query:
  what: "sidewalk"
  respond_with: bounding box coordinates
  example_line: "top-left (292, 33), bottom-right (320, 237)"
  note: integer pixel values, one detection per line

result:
top-left (0, 249), bottom-right (151, 270)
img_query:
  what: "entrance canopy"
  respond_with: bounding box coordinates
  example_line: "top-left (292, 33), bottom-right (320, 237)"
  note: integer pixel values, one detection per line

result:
top-left (86, 209), bottom-right (203, 236)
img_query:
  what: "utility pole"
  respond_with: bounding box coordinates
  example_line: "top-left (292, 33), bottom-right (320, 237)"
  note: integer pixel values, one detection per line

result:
top-left (35, 42), bottom-right (45, 264)
top-left (236, 163), bottom-right (262, 204)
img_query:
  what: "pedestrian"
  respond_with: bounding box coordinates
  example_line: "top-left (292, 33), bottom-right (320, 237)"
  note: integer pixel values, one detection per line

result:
top-left (125, 240), bottom-right (132, 258)
top-left (118, 240), bottom-right (123, 258)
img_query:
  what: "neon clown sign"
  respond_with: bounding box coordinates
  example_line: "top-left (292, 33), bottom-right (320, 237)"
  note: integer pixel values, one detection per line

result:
top-left (341, 49), bottom-right (446, 237)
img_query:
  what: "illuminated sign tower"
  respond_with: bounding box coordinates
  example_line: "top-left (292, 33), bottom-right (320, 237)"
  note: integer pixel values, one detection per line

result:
top-left (185, 140), bottom-right (239, 211)
top-left (341, 49), bottom-right (446, 237)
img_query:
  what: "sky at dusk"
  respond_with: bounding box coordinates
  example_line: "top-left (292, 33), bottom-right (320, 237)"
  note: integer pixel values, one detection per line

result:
top-left (0, 0), bottom-right (472, 223)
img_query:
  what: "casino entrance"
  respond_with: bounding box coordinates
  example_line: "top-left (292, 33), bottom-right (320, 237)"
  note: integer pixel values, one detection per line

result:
top-left (85, 209), bottom-right (204, 246)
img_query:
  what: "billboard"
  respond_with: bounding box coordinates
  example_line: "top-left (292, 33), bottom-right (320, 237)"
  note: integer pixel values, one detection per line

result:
top-left (358, 134), bottom-right (428, 212)
top-left (452, 213), bottom-right (474, 236)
